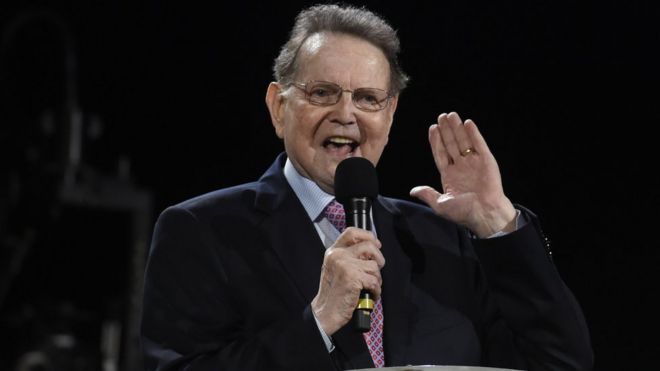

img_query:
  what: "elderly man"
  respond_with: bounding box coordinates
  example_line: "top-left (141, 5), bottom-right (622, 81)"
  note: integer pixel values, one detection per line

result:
top-left (141, 4), bottom-right (593, 371)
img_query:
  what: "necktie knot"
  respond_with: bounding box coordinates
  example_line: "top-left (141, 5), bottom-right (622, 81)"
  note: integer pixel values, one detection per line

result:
top-left (324, 200), bottom-right (346, 232)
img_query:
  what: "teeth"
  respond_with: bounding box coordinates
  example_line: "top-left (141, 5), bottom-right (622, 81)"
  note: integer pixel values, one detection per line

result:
top-left (327, 137), bottom-right (354, 144)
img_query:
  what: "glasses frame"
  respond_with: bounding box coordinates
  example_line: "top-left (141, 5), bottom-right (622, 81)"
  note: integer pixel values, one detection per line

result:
top-left (288, 80), bottom-right (393, 112)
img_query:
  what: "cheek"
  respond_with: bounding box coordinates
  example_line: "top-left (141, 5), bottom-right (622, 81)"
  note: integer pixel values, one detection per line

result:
top-left (361, 121), bottom-right (392, 163)
top-left (292, 109), bottom-right (323, 140)
top-left (282, 106), bottom-right (308, 139)
top-left (369, 119), bottom-right (393, 145)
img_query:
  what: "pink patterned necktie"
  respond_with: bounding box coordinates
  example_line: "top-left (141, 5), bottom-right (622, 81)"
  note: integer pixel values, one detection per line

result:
top-left (324, 200), bottom-right (385, 367)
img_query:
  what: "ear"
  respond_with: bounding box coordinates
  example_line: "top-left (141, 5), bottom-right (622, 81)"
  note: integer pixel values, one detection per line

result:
top-left (265, 82), bottom-right (286, 139)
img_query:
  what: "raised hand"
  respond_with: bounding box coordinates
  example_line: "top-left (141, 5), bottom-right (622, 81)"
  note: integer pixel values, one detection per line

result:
top-left (410, 112), bottom-right (517, 238)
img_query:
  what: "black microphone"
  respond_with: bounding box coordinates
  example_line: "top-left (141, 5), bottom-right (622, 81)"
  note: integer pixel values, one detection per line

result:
top-left (335, 157), bottom-right (379, 333)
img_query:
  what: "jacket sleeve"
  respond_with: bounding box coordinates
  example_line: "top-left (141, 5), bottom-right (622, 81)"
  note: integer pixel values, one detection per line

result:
top-left (140, 206), bottom-right (337, 371)
top-left (471, 206), bottom-right (594, 371)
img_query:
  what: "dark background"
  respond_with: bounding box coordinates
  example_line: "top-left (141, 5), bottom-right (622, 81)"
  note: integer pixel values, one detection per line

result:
top-left (1, 1), bottom-right (658, 370)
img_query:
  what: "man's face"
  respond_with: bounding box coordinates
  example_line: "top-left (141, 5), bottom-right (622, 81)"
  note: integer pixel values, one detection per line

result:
top-left (267, 33), bottom-right (398, 194)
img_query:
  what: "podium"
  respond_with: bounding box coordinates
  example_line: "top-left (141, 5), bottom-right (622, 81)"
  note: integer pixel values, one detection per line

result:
top-left (349, 366), bottom-right (524, 371)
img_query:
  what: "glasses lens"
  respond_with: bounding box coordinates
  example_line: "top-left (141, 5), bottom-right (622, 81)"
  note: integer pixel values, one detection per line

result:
top-left (301, 81), bottom-right (390, 111)
top-left (353, 88), bottom-right (390, 111)
top-left (306, 82), bottom-right (342, 105)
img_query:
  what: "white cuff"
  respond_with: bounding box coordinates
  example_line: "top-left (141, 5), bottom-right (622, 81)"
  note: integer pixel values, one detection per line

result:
top-left (312, 309), bottom-right (335, 353)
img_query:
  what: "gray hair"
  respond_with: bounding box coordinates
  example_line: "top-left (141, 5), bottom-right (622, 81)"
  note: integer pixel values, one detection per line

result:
top-left (273, 4), bottom-right (409, 94)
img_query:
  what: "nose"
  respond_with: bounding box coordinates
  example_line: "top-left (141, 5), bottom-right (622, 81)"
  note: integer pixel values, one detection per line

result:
top-left (330, 90), bottom-right (358, 126)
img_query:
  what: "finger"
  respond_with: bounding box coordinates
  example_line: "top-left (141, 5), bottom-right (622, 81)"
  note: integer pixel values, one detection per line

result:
top-left (438, 113), bottom-right (460, 163)
top-left (410, 185), bottom-right (441, 205)
top-left (349, 241), bottom-right (385, 268)
top-left (429, 117), bottom-right (449, 169)
top-left (360, 271), bottom-right (382, 298)
top-left (322, 252), bottom-right (382, 296)
top-left (357, 260), bottom-right (383, 296)
top-left (361, 259), bottom-right (382, 281)
top-left (325, 249), bottom-right (383, 283)
top-left (330, 233), bottom-right (385, 268)
top-left (335, 227), bottom-right (380, 248)
top-left (464, 119), bottom-right (491, 157)
top-left (356, 259), bottom-right (383, 296)
top-left (409, 185), bottom-right (454, 215)
top-left (448, 112), bottom-right (474, 158)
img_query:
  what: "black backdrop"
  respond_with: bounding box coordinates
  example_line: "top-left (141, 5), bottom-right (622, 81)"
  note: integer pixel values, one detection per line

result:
top-left (1, 1), bottom-right (658, 370)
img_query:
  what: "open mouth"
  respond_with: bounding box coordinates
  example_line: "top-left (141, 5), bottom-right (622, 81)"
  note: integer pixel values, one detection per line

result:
top-left (323, 136), bottom-right (359, 153)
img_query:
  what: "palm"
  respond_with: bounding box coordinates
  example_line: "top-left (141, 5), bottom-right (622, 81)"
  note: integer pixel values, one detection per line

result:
top-left (410, 112), bottom-right (514, 237)
top-left (437, 143), bottom-right (502, 225)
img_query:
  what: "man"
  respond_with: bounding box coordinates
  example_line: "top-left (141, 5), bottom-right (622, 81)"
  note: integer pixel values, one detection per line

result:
top-left (141, 4), bottom-right (593, 370)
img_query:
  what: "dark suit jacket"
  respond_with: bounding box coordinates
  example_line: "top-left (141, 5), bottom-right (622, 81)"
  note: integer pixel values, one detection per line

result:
top-left (141, 153), bottom-right (593, 371)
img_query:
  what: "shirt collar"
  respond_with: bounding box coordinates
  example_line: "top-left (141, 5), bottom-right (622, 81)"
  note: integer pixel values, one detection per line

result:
top-left (284, 158), bottom-right (335, 221)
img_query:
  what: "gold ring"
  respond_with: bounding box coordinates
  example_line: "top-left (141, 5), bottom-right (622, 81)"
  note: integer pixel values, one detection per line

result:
top-left (460, 147), bottom-right (476, 156)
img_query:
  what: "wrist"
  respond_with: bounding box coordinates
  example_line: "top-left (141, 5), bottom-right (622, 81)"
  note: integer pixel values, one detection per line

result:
top-left (311, 296), bottom-right (341, 336)
top-left (470, 198), bottom-right (517, 238)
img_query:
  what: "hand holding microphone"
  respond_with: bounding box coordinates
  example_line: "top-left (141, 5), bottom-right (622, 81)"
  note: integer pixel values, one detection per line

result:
top-left (311, 157), bottom-right (384, 336)
top-left (335, 157), bottom-right (380, 332)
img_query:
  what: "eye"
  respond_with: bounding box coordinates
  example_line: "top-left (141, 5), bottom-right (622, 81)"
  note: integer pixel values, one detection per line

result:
top-left (308, 83), bottom-right (339, 99)
top-left (355, 89), bottom-right (386, 107)
top-left (360, 93), bottom-right (379, 104)
top-left (309, 86), bottom-right (332, 98)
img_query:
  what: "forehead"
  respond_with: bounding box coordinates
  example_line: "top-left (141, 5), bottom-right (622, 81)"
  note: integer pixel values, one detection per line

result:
top-left (295, 32), bottom-right (391, 89)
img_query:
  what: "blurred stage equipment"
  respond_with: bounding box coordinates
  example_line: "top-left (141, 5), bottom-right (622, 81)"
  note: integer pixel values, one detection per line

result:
top-left (1, 9), bottom-right (152, 371)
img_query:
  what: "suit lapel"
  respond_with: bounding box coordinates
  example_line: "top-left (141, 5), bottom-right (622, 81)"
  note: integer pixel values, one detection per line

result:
top-left (254, 154), bottom-right (324, 305)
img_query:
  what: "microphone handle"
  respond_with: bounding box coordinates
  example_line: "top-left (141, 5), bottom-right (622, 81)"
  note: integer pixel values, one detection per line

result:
top-left (346, 197), bottom-right (373, 332)
top-left (353, 289), bottom-right (374, 332)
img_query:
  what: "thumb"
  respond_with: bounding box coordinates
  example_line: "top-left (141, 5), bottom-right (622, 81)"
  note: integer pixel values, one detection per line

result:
top-left (410, 185), bottom-right (455, 209)
top-left (410, 185), bottom-right (439, 205)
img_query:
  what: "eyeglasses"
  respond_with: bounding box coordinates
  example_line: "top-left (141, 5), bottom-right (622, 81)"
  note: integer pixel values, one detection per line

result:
top-left (289, 81), bottom-right (392, 112)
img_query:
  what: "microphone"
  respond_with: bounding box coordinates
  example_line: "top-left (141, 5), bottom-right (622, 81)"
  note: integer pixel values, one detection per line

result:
top-left (335, 157), bottom-right (379, 332)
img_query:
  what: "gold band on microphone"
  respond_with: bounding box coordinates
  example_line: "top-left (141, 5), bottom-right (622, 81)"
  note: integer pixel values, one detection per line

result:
top-left (357, 298), bottom-right (375, 310)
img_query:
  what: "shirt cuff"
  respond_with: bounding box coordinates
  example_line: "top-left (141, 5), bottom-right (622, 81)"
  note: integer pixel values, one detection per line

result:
top-left (312, 309), bottom-right (335, 353)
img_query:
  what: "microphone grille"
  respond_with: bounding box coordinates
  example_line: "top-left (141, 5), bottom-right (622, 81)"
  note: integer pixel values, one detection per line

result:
top-left (334, 157), bottom-right (379, 203)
